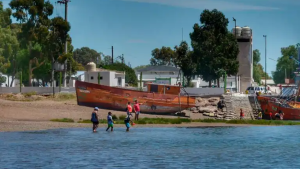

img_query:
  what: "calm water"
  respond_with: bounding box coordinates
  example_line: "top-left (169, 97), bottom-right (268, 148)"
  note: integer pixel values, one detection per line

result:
top-left (1, 126), bottom-right (300, 168)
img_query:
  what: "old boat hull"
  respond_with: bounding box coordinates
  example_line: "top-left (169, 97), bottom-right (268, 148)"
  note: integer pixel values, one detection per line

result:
top-left (75, 81), bottom-right (195, 114)
top-left (257, 96), bottom-right (300, 120)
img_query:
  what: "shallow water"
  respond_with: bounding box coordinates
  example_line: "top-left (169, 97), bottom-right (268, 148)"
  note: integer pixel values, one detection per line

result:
top-left (1, 126), bottom-right (300, 168)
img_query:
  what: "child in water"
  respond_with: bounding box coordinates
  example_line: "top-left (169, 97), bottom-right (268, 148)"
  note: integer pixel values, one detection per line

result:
top-left (106, 112), bottom-right (114, 132)
top-left (124, 115), bottom-right (133, 132)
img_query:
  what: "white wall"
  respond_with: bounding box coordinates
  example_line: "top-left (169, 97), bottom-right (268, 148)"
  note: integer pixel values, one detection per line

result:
top-left (137, 72), bottom-right (179, 81)
top-left (83, 71), bottom-right (125, 87)
top-left (114, 73), bottom-right (125, 87)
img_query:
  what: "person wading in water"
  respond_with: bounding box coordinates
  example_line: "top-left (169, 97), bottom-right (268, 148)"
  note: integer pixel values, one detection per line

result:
top-left (91, 107), bottom-right (99, 132)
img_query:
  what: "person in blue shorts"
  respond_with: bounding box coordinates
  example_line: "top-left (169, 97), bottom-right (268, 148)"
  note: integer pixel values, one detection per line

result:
top-left (106, 112), bottom-right (114, 132)
top-left (124, 115), bottom-right (132, 132)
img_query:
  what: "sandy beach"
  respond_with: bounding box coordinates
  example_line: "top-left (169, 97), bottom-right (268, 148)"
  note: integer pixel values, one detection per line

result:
top-left (0, 98), bottom-right (252, 132)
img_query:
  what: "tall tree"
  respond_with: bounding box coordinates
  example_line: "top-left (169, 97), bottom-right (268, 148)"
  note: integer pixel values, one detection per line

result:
top-left (150, 47), bottom-right (177, 66)
top-left (0, 2), bottom-right (19, 82)
top-left (73, 47), bottom-right (101, 66)
top-left (102, 55), bottom-right (112, 66)
top-left (174, 41), bottom-right (196, 86)
top-left (190, 9), bottom-right (239, 86)
top-left (9, 0), bottom-right (54, 86)
top-left (272, 45), bottom-right (298, 84)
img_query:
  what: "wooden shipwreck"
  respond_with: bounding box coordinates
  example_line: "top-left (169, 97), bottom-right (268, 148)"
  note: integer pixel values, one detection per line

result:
top-left (75, 81), bottom-right (195, 114)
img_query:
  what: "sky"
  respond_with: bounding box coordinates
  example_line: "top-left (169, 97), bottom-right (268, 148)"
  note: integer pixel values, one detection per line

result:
top-left (2, 0), bottom-right (300, 76)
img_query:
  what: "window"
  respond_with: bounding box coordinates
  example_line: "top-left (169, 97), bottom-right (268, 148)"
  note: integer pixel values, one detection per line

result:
top-left (118, 77), bottom-right (122, 86)
top-left (169, 72), bottom-right (174, 75)
top-left (150, 85), bottom-right (158, 93)
top-left (91, 76), bottom-right (94, 80)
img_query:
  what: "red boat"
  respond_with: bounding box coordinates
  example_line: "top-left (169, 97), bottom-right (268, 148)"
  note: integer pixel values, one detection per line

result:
top-left (75, 81), bottom-right (195, 114)
top-left (257, 88), bottom-right (300, 120)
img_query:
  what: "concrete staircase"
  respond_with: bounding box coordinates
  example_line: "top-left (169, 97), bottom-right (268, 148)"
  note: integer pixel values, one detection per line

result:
top-left (248, 96), bottom-right (262, 119)
top-left (223, 95), bottom-right (236, 120)
top-left (223, 94), bottom-right (255, 120)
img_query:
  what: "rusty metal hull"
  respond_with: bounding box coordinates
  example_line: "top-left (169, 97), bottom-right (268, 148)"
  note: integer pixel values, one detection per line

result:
top-left (75, 81), bottom-right (195, 114)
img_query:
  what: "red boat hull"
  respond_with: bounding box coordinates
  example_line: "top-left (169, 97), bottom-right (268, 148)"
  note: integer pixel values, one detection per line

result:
top-left (75, 81), bottom-right (195, 114)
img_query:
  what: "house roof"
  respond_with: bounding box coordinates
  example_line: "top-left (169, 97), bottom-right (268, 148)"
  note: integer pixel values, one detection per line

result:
top-left (261, 79), bottom-right (275, 85)
top-left (136, 65), bottom-right (180, 72)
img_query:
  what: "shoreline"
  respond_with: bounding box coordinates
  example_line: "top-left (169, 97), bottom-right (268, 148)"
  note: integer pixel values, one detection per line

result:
top-left (0, 120), bottom-right (260, 132)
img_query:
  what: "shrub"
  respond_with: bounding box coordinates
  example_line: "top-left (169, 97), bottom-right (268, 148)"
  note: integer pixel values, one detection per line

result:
top-left (50, 118), bottom-right (74, 123)
top-left (112, 115), bottom-right (118, 120)
top-left (54, 93), bottom-right (76, 101)
top-left (119, 115), bottom-right (126, 120)
top-left (23, 91), bottom-right (37, 97)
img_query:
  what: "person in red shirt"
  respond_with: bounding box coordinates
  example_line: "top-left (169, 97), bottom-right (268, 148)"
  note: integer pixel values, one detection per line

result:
top-left (127, 102), bottom-right (133, 117)
top-left (240, 109), bottom-right (244, 120)
top-left (269, 112), bottom-right (272, 120)
top-left (133, 100), bottom-right (143, 121)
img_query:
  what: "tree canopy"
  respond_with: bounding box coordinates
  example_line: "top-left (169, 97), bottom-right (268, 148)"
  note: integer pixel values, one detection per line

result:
top-left (73, 47), bottom-right (101, 66)
top-left (190, 9), bottom-right (239, 86)
top-left (150, 47), bottom-right (177, 66)
top-left (103, 62), bottom-right (138, 86)
top-left (174, 41), bottom-right (196, 86)
top-left (272, 45), bottom-right (298, 84)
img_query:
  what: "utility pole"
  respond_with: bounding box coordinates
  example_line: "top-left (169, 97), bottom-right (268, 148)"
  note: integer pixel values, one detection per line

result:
top-left (111, 46), bottom-right (114, 64)
top-left (57, 0), bottom-right (70, 87)
top-left (233, 17), bottom-right (238, 92)
top-left (263, 35), bottom-right (267, 93)
top-left (122, 54), bottom-right (124, 64)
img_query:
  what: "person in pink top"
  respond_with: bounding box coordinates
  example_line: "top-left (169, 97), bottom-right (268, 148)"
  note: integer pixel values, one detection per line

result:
top-left (127, 102), bottom-right (133, 117)
top-left (134, 100), bottom-right (143, 121)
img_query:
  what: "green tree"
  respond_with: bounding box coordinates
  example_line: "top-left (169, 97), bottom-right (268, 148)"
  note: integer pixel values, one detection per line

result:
top-left (253, 49), bottom-right (270, 85)
top-left (134, 65), bottom-right (150, 70)
top-left (150, 47), bottom-right (177, 66)
top-left (101, 55), bottom-right (112, 66)
top-left (272, 45), bottom-right (298, 84)
top-left (0, 3), bottom-right (19, 85)
top-left (9, 0), bottom-right (54, 86)
top-left (73, 47), bottom-right (102, 66)
top-left (103, 63), bottom-right (138, 86)
top-left (190, 9), bottom-right (239, 86)
top-left (174, 41), bottom-right (196, 86)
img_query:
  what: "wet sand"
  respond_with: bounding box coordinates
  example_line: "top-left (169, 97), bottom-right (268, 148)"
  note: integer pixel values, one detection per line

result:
top-left (0, 99), bottom-right (253, 132)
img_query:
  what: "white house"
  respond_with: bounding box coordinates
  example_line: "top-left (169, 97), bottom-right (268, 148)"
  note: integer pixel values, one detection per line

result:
top-left (135, 65), bottom-right (239, 89)
top-left (70, 68), bottom-right (126, 87)
top-left (135, 66), bottom-right (204, 88)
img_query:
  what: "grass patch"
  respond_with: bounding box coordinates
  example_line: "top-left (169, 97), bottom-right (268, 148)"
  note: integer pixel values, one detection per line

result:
top-left (2, 93), bottom-right (43, 102)
top-left (118, 115), bottom-right (126, 120)
top-left (53, 93), bottom-right (76, 101)
top-left (77, 117), bottom-right (192, 125)
top-left (50, 118), bottom-right (75, 123)
top-left (23, 91), bottom-right (37, 97)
